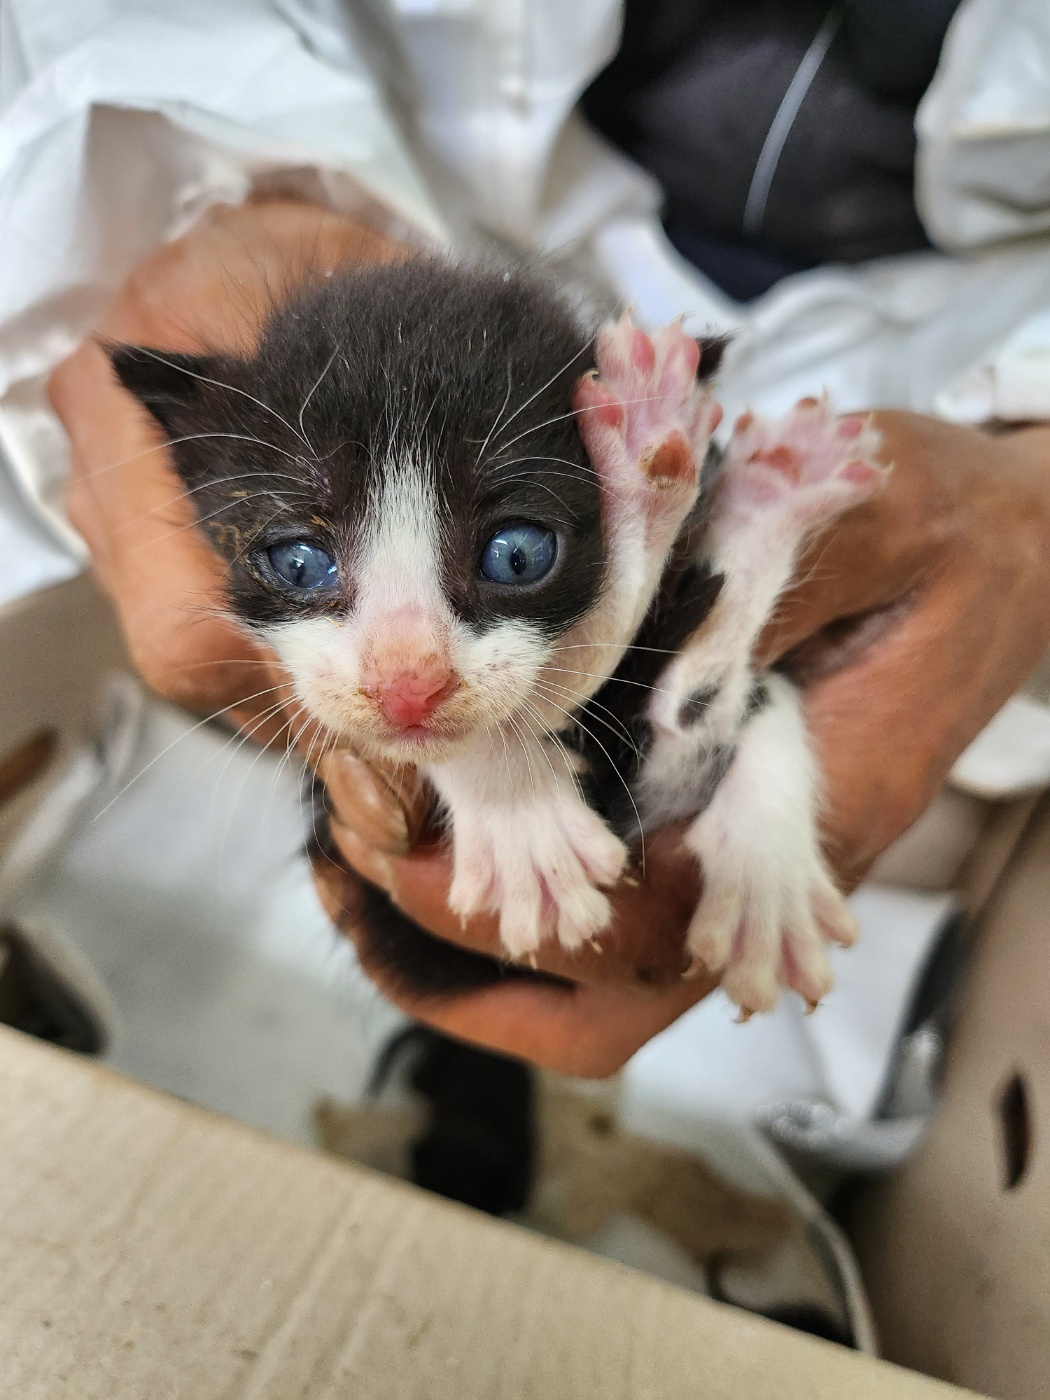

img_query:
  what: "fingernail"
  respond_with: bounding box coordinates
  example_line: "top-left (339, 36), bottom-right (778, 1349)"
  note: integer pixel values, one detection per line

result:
top-left (323, 751), bottom-right (410, 854)
top-left (329, 816), bottom-right (396, 895)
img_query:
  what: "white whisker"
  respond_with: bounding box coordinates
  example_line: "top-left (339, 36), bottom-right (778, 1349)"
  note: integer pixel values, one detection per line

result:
top-left (129, 347), bottom-right (311, 449)
top-left (91, 684), bottom-right (289, 822)
top-left (473, 356), bottom-right (515, 468)
top-left (534, 679), bottom-right (640, 756)
top-left (87, 431), bottom-right (310, 481)
top-left (529, 692), bottom-right (646, 861)
top-left (489, 340), bottom-right (592, 452)
top-left (298, 344), bottom-right (341, 455)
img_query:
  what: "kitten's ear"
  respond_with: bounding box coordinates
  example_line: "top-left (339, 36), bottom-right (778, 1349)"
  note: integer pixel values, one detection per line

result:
top-left (106, 343), bottom-right (219, 437)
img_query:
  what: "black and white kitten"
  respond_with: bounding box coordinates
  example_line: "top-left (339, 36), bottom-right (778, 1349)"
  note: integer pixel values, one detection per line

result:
top-left (109, 258), bottom-right (884, 1016)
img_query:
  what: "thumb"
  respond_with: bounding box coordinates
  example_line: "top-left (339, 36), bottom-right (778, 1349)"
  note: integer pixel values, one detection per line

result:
top-left (314, 749), bottom-right (429, 855)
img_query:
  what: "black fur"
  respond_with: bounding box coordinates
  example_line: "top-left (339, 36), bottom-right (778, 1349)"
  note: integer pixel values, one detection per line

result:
top-left (109, 258), bottom-right (606, 638)
top-left (355, 881), bottom-right (569, 996)
top-left (574, 558), bottom-right (726, 839)
top-left (372, 1026), bottom-right (536, 1216)
top-left (745, 677), bottom-right (771, 719)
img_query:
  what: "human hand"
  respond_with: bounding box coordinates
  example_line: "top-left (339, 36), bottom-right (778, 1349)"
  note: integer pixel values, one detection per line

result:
top-left (52, 199), bottom-right (405, 741)
top-left (317, 412), bottom-right (1050, 1074)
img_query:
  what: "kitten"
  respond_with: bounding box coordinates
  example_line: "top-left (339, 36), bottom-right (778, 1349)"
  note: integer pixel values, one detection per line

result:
top-left (109, 257), bottom-right (885, 1016)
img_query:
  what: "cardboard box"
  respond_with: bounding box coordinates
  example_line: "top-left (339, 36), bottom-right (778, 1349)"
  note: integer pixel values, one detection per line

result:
top-left (850, 795), bottom-right (1050, 1398)
top-left (0, 1023), bottom-right (977, 1398)
top-left (0, 575), bottom-right (125, 852)
top-left (0, 577), bottom-right (990, 1398)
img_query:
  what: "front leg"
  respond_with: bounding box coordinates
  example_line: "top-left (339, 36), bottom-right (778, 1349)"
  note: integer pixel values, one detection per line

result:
top-left (426, 733), bottom-right (627, 959)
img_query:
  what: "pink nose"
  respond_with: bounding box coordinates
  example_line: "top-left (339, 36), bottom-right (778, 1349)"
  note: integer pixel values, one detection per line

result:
top-left (374, 668), bottom-right (459, 729)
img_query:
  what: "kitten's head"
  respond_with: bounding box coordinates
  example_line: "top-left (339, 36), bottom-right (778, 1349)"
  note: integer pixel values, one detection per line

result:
top-left (110, 259), bottom-right (607, 763)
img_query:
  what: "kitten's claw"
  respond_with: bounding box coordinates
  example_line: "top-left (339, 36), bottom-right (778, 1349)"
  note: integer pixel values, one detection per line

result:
top-left (712, 395), bottom-right (887, 538)
top-left (682, 955), bottom-right (709, 982)
top-left (448, 797), bottom-right (627, 957)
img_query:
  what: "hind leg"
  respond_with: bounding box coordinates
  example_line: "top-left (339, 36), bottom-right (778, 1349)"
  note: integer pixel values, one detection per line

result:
top-left (640, 398), bottom-right (886, 1014)
top-left (679, 675), bottom-right (857, 1017)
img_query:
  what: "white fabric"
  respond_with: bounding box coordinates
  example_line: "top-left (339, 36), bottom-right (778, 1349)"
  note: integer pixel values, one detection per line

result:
top-left (2, 0), bottom-right (1050, 1151)
top-left (915, 0), bottom-right (1050, 426)
top-left (935, 310), bottom-right (1050, 423)
top-left (951, 694), bottom-right (1050, 797)
top-left (916, 0), bottom-right (1050, 253)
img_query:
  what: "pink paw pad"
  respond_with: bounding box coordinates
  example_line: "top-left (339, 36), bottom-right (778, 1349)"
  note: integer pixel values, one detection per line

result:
top-left (572, 312), bottom-right (723, 519)
top-left (717, 396), bottom-right (886, 528)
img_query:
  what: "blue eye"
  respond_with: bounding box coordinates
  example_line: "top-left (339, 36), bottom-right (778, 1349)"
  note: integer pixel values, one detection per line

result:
top-left (479, 523), bottom-right (557, 585)
top-left (267, 540), bottom-right (338, 590)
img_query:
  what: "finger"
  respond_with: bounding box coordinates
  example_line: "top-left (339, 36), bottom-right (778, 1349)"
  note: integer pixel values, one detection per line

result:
top-left (109, 201), bottom-right (408, 353)
top-left (313, 853), bottom-right (716, 1075)
top-left (811, 555), bottom-right (1050, 888)
top-left (325, 814), bottom-right (699, 990)
top-left (382, 973), bottom-right (715, 1078)
top-left (313, 749), bottom-right (428, 855)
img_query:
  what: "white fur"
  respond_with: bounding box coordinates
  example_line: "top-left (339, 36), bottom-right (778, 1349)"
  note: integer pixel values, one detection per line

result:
top-left (679, 674), bottom-right (857, 1012)
top-left (357, 460), bottom-right (449, 619)
top-left (429, 735), bottom-right (627, 955)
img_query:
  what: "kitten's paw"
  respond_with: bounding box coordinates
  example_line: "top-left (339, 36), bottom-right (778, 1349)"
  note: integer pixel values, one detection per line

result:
top-left (572, 312), bottom-right (722, 547)
top-left (448, 797), bottom-right (627, 958)
top-left (714, 395), bottom-right (886, 539)
top-left (680, 678), bottom-right (857, 1016)
top-left (684, 821), bottom-right (856, 1017)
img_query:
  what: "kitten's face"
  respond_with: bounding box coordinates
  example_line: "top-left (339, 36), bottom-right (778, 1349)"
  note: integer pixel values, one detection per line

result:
top-left (111, 261), bottom-right (606, 763)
